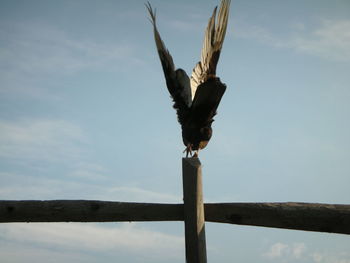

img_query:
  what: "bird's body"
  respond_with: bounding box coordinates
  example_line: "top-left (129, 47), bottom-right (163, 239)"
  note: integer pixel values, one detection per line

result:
top-left (146, 0), bottom-right (230, 157)
top-left (182, 78), bottom-right (226, 156)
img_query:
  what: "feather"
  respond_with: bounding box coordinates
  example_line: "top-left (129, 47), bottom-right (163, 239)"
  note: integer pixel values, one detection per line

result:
top-left (190, 0), bottom-right (230, 100)
top-left (146, 0), bottom-right (230, 156)
top-left (146, 2), bottom-right (192, 125)
top-left (190, 78), bottom-right (226, 127)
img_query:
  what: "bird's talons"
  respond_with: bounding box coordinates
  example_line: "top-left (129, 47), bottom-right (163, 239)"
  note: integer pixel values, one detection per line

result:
top-left (183, 145), bottom-right (199, 158)
top-left (183, 144), bottom-right (193, 158)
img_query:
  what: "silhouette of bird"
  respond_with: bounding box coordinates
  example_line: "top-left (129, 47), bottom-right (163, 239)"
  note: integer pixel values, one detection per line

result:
top-left (146, 0), bottom-right (230, 157)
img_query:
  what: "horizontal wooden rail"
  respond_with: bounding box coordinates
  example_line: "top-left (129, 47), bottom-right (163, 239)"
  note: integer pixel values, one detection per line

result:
top-left (1, 200), bottom-right (349, 235)
top-left (205, 202), bottom-right (350, 234)
top-left (0, 201), bottom-right (183, 222)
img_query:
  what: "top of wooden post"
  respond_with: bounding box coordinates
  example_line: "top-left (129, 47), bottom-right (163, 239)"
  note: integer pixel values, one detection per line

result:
top-left (182, 157), bottom-right (201, 168)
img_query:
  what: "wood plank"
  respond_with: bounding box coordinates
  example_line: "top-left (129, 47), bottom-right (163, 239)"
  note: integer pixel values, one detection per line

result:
top-left (1, 200), bottom-right (349, 235)
top-left (0, 200), bottom-right (182, 222)
top-left (205, 202), bottom-right (350, 234)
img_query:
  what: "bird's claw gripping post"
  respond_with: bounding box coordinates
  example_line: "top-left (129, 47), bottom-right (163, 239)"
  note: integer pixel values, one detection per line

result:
top-left (183, 144), bottom-right (199, 158)
top-left (183, 144), bottom-right (193, 158)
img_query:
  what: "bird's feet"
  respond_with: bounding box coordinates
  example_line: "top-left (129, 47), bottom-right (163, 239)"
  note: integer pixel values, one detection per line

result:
top-left (183, 145), bottom-right (199, 158)
top-left (183, 144), bottom-right (192, 158)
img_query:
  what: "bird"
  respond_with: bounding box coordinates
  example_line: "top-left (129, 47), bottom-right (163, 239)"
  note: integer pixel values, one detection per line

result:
top-left (146, 0), bottom-right (230, 157)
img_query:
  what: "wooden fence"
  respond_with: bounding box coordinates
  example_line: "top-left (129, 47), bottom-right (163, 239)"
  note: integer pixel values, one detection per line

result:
top-left (1, 158), bottom-right (350, 263)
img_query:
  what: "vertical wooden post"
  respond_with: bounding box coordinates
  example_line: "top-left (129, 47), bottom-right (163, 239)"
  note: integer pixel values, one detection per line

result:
top-left (182, 157), bottom-right (207, 263)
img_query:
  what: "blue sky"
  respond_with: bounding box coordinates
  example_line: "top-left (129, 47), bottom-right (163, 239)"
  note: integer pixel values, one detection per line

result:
top-left (0, 0), bottom-right (350, 262)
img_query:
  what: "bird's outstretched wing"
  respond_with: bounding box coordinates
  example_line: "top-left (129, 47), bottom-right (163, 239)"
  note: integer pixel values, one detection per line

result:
top-left (190, 0), bottom-right (230, 100)
top-left (146, 2), bottom-right (192, 125)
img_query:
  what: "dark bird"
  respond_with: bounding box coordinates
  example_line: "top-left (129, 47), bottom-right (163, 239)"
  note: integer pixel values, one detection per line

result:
top-left (146, 0), bottom-right (230, 157)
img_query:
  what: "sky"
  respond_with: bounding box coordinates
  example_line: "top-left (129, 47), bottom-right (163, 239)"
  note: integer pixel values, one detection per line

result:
top-left (0, 0), bottom-right (350, 262)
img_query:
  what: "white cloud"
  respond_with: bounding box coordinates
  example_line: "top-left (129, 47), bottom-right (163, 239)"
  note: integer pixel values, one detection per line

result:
top-left (0, 223), bottom-right (184, 262)
top-left (0, 22), bottom-right (133, 77)
top-left (0, 172), bottom-right (89, 199)
top-left (0, 243), bottom-right (96, 263)
top-left (292, 242), bottom-right (306, 259)
top-left (311, 252), bottom-right (350, 263)
top-left (236, 19), bottom-right (350, 61)
top-left (292, 20), bottom-right (350, 61)
top-left (263, 242), bottom-right (350, 263)
top-left (0, 21), bottom-right (142, 100)
top-left (312, 252), bottom-right (324, 263)
top-left (68, 162), bottom-right (108, 180)
top-left (263, 242), bottom-right (306, 261)
top-left (263, 242), bottom-right (289, 259)
top-left (0, 119), bottom-right (86, 162)
top-left (235, 24), bottom-right (287, 49)
top-left (103, 186), bottom-right (181, 203)
top-left (0, 171), bottom-right (181, 202)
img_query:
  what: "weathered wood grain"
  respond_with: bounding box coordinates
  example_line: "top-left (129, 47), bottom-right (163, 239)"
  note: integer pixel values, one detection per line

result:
top-left (182, 157), bottom-right (207, 263)
top-left (1, 201), bottom-right (349, 235)
top-left (205, 202), bottom-right (350, 234)
top-left (0, 200), bottom-right (183, 222)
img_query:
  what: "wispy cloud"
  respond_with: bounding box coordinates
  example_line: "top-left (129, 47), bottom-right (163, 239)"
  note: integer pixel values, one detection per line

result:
top-left (263, 242), bottom-right (289, 259)
top-left (0, 119), bottom-right (86, 162)
top-left (235, 24), bottom-right (287, 48)
top-left (68, 162), bottom-right (108, 180)
top-left (293, 20), bottom-right (350, 61)
top-left (311, 252), bottom-right (350, 263)
top-left (103, 186), bottom-right (181, 203)
top-left (167, 19), bottom-right (204, 32)
top-left (0, 242), bottom-right (95, 263)
top-left (0, 171), bottom-right (103, 200)
top-left (263, 242), bottom-right (350, 263)
top-left (0, 22), bottom-right (134, 77)
top-left (236, 19), bottom-right (350, 62)
top-left (263, 242), bottom-right (306, 260)
top-left (0, 223), bottom-right (184, 262)
top-left (0, 21), bottom-right (142, 100)
top-left (0, 171), bottom-right (181, 202)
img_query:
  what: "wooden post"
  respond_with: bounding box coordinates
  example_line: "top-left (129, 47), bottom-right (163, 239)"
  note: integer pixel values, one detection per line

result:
top-left (182, 157), bottom-right (207, 263)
